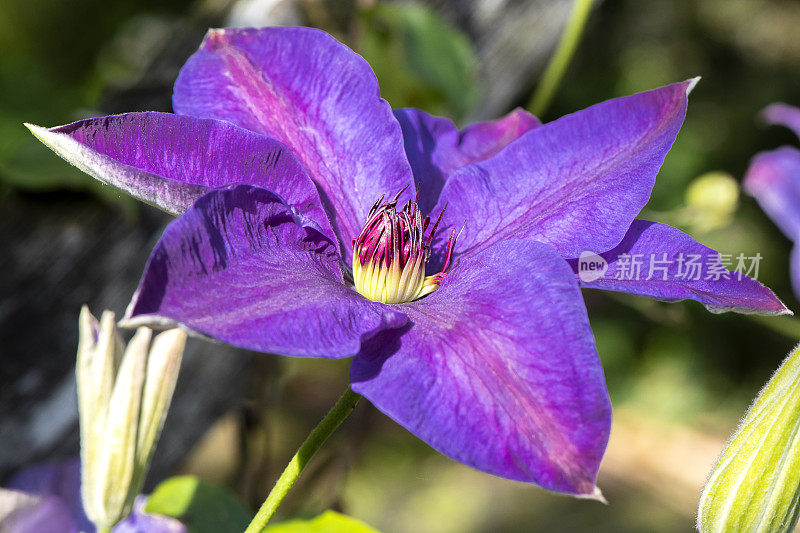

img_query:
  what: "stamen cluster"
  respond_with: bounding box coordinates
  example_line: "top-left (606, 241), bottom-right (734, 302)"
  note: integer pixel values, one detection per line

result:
top-left (352, 191), bottom-right (456, 304)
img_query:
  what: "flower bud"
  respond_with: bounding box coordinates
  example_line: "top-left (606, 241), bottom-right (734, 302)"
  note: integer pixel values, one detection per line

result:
top-left (697, 344), bottom-right (800, 533)
top-left (683, 171), bottom-right (740, 232)
top-left (76, 306), bottom-right (186, 531)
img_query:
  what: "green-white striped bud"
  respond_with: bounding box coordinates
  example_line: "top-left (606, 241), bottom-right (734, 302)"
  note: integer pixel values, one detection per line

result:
top-left (76, 306), bottom-right (186, 532)
top-left (697, 344), bottom-right (800, 533)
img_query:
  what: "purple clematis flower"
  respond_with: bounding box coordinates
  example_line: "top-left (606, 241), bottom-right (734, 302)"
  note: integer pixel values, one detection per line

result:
top-left (744, 103), bottom-right (800, 298)
top-left (0, 459), bottom-right (185, 533)
top-left (28, 27), bottom-right (788, 497)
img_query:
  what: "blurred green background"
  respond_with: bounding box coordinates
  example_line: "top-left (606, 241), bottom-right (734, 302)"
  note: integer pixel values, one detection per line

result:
top-left (3, 1), bottom-right (800, 532)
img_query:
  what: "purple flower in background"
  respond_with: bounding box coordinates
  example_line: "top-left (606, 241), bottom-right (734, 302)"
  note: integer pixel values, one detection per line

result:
top-left (28, 27), bottom-right (788, 497)
top-left (745, 103), bottom-right (800, 297)
top-left (0, 459), bottom-right (185, 533)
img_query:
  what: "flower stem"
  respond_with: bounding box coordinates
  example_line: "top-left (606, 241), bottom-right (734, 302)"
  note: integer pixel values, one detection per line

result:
top-left (527, 0), bottom-right (595, 117)
top-left (244, 387), bottom-right (362, 533)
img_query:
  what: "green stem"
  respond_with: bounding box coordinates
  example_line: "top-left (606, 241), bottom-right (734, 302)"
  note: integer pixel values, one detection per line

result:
top-left (244, 387), bottom-right (362, 533)
top-left (527, 0), bottom-right (595, 117)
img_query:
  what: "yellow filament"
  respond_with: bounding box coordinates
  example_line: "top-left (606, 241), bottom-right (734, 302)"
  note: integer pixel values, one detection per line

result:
top-left (352, 252), bottom-right (438, 304)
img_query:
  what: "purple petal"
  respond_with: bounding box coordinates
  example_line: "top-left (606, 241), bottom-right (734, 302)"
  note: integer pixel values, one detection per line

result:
top-left (27, 113), bottom-right (334, 239)
top-left (173, 27), bottom-right (416, 251)
top-left (792, 245), bottom-right (800, 300)
top-left (434, 79), bottom-right (697, 260)
top-left (351, 239), bottom-right (611, 496)
top-left (569, 220), bottom-right (789, 315)
top-left (393, 109), bottom-right (457, 214)
top-left (394, 108), bottom-right (539, 213)
top-left (0, 490), bottom-right (77, 533)
top-left (457, 108), bottom-right (541, 160)
top-left (123, 185), bottom-right (407, 358)
top-left (7, 459), bottom-right (91, 532)
top-left (112, 496), bottom-right (186, 533)
top-left (762, 103), bottom-right (800, 139)
top-left (744, 146), bottom-right (800, 240)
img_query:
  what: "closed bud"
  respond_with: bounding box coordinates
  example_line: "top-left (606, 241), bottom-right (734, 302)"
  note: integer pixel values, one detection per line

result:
top-left (683, 172), bottom-right (740, 232)
top-left (76, 306), bottom-right (186, 532)
top-left (698, 344), bottom-right (800, 533)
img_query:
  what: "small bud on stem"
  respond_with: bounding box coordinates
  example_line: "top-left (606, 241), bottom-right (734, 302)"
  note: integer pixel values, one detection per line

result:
top-left (77, 306), bottom-right (186, 532)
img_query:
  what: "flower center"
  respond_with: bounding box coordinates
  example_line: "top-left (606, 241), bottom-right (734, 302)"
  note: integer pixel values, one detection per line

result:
top-left (352, 191), bottom-right (457, 304)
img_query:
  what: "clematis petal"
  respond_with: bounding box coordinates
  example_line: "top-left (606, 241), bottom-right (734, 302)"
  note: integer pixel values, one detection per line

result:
top-left (434, 79), bottom-right (697, 260)
top-left (791, 245), bottom-right (800, 299)
top-left (762, 103), bottom-right (800, 140)
top-left (394, 108), bottom-right (539, 212)
top-left (123, 185), bottom-right (407, 358)
top-left (743, 146), bottom-right (800, 240)
top-left (0, 490), bottom-right (77, 533)
top-left (457, 108), bottom-right (542, 160)
top-left (569, 220), bottom-right (789, 315)
top-left (112, 496), bottom-right (186, 533)
top-left (173, 27), bottom-right (416, 250)
top-left (26, 113), bottom-right (334, 240)
top-left (7, 459), bottom-right (91, 533)
top-left (351, 239), bottom-right (611, 496)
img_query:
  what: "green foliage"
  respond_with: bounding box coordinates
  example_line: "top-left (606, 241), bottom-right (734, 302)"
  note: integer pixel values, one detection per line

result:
top-left (145, 476), bottom-right (251, 533)
top-left (265, 510), bottom-right (380, 533)
top-left (356, 2), bottom-right (479, 121)
top-left (0, 0), bottom-right (185, 209)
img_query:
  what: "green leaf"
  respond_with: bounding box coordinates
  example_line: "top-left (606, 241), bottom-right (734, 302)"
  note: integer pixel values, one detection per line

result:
top-left (357, 3), bottom-right (479, 121)
top-left (265, 510), bottom-right (380, 533)
top-left (144, 476), bottom-right (250, 533)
